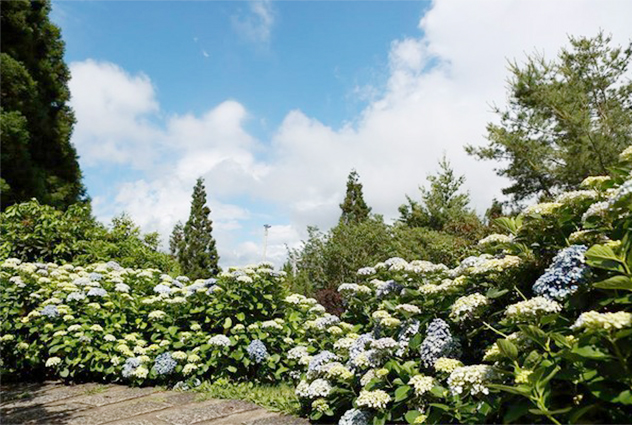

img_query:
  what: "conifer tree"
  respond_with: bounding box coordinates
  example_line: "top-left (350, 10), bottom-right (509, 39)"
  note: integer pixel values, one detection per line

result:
top-left (179, 178), bottom-right (220, 279)
top-left (1, 0), bottom-right (86, 210)
top-left (339, 170), bottom-right (371, 225)
top-left (169, 221), bottom-right (184, 258)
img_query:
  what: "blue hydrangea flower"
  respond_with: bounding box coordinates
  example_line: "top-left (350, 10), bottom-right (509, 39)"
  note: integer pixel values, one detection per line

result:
top-left (533, 245), bottom-right (589, 301)
top-left (87, 287), bottom-right (107, 297)
top-left (41, 304), bottom-right (60, 318)
top-left (89, 272), bottom-right (103, 281)
top-left (348, 333), bottom-right (374, 363)
top-left (419, 319), bottom-right (461, 368)
top-left (204, 278), bottom-right (218, 286)
top-left (153, 284), bottom-right (172, 295)
top-left (308, 351), bottom-right (337, 373)
top-left (153, 353), bottom-right (177, 375)
top-left (339, 408), bottom-right (372, 425)
top-left (396, 319), bottom-right (420, 357)
top-left (247, 339), bottom-right (269, 363)
top-left (106, 261), bottom-right (123, 271)
top-left (122, 357), bottom-right (141, 378)
top-left (376, 280), bottom-right (403, 298)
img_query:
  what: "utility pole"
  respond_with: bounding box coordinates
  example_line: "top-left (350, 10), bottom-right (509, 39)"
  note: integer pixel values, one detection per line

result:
top-left (262, 224), bottom-right (271, 262)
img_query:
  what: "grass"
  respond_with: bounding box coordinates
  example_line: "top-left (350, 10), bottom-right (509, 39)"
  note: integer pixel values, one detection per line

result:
top-left (83, 385), bottom-right (109, 395)
top-left (192, 379), bottom-right (301, 416)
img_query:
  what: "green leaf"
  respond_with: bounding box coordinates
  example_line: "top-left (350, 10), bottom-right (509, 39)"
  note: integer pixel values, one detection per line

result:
top-left (395, 385), bottom-right (411, 402)
top-left (405, 410), bottom-right (421, 424)
top-left (585, 245), bottom-right (625, 273)
top-left (488, 384), bottom-right (530, 396)
top-left (594, 275), bottom-right (632, 291)
top-left (503, 401), bottom-right (531, 423)
top-left (227, 365), bottom-right (237, 373)
top-left (486, 288), bottom-right (509, 299)
top-left (223, 317), bottom-right (232, 329)
top-left (572, 345), bottom-right (611, 360)
top-left (497, 338), bottom-right (518, 360)
top-left (59, 368), bottom-right (69, 378)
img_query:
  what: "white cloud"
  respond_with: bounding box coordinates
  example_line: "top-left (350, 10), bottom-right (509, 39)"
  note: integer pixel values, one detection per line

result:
top-left (70, 0), bottom-right (632, 268)
top-left (232, 0), bottom-right (275, 44)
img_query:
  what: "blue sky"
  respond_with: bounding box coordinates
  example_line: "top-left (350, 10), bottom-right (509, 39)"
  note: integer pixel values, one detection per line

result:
top-left (51, 0), bottom-right (632, 267)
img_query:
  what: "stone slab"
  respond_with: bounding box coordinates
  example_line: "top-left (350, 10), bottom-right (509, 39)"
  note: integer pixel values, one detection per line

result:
top-left (1, 401), bottom-right (90, 425)
top-left (62, 385), bottom-right (159, 407)
top-left (1, 383), bottom-right (99, 410)
top-left (244, 415), bottom-right (311, 425)
top-left (157, 399), bottom-right (259, 425)
top-left (66, 396), bottom-right (173, 425)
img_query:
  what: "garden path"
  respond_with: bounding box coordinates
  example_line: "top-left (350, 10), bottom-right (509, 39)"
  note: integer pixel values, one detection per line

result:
top-left (1, 382), bottom-right (309, 425)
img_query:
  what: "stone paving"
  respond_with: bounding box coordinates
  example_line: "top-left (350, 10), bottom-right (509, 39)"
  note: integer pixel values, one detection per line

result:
top-left (0, 382), bottom-right (310, 425)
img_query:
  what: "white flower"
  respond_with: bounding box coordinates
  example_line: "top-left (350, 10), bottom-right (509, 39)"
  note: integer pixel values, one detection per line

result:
top-left (571, 311), bottom-right (632, 332)
top-left (114, 283), bottom-right (131, 293)
top-left (433, 358), bottom-right (463, 373)
top-left (172, 351), bottom-right (187, 360)
top-left (89, 324), bottom-right (103, 332)
top-left (478, 234), bottom-right (513, 246)
top-left (580, 176), bottom-right (611, 188)
top-left (395, 304), bottom-right (421, 315)
top-left (556, 190), bottom-right (598, 204)
top-left (524, 202), bottom-right (562, 216)
top-left (148, 310), bottom-right (167, 320)
top-left (307, 379), bottom-right (332, 398)
top-left (447, 365), bottom-right (496, 396)
top-left (46, 357), bottom-right (62, 367)
top-left (261, 320), bottom-right (283, 330)
top-left (104, 334), bottom-right (116, 342)
top-left (288, 346), bottom-right (309, 360)
top-left (370, 338), bottom-right (397, 351)
top-left (208, 335), bottom-right (231, 347)
top-left (182, 363), bottom-right (198, 375)
top-left (356, 389), bottom-right (391, 410)
top-left (505, 297), bottom-right (562, 322)
top-left (582, 201), bottom-right (610, 222)
top-left (449, 293), bottom-right (489, 322)
top-left (409, 375), bottom-right (434, 396)
top-left (133, 366), bottom-right (149, 378)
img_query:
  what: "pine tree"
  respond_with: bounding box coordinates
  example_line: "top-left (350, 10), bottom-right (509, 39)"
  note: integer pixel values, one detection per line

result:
top-left (179, 178), bottom-right (220, 279)
top-left (169, 221), bottom-right (184, 258)
top-left (339, 170), bottom-right (371, 225)
top-left (1, 0), bottom-right (87, 210)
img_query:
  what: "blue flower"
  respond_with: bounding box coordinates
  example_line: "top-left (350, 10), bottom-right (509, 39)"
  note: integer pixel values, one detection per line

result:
top-left (41, 304), bottom-right (60, 318)
top-left (247, 339), bottom-right (269, 363)
top-left (376, 280), bottom-right (403, 298)
top-left (339, 408), bottom-right (372, 425)
top-left (533, 245), bottom-right (589, 301)
top-left (153, 353), bottom-right (177, 375)
top-left (396, 319), bottom-right (420, 356)
top-left (308, 351), bottom-right (337, 373)
top-left (419, 319), bottom-right (460, 368)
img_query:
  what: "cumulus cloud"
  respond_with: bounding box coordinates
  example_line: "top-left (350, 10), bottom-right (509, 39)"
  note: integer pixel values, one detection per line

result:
top-left (232, 0), bottom-right (275, 44)
top-left (69, 0), bottom-right (632, 268)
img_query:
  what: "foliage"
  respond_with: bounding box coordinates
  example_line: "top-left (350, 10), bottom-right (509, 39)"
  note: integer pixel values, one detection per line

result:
top-left (467, 32), bottom-right (632, 203)
top-left (175, 178), bottom-right (220, 279)
top-left (288, 146), bottom-right (632, 424)
top-left (0, 199), bottom-right (178, 272)
top-left (194, 378), bottom-right (300, 415)
top-left (340, 170), bottom-right (372, 225)
top-left (1, 0), bottom-right (86, 210)
top-left (399, 156), bottom-right (481, 239)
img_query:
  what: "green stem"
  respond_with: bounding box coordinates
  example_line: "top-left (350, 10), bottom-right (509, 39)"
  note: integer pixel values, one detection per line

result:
top-left (482, 321), bottom-right (508, 338)
top-left (513, 285), bottom-right (528, 301)
top-left (609, 336), bottom-right (630, 378)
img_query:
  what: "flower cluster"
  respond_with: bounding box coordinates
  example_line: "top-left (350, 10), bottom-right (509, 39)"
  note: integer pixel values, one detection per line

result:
top-left (153, 352), bottom-right (177, 375)
top-left (505, 297), bottom-right (562, 322)
top-left (447, 365), bottom-right (496, 396)
top-left (449, 293), bottom-right (489, 323)
top-left (571, 311), bottom-right (632, 333)
top-left (356, 389), bottom-right (391, 410)
top-left (533, 245), bottom-right (589, 300)
top-left (419, 319), bottom-right (460, 368)
top-left (409, 374), bottom-right (434, 396)
top-left (247, 339), bottom-right (269, 363)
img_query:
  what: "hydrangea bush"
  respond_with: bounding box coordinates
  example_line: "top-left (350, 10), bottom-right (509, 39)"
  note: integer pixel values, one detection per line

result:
top-left (287, 147), bottom-right (632, 424)
top-left (1, 146), bottom-right (631, 424)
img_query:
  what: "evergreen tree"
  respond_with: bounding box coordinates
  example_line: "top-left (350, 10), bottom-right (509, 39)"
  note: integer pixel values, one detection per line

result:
top-left (169, 221), bottom-right (184, 258)
top-left (1, 0), bottom-right (86, 210)
top-left (398, 156), bottom-right (475, 233)
top-left (467, 32), bottom-right (632, 202)
top-left (339, 169), bottom-right (371, 225)
top-left (179, 178), bottom-right (220, 279)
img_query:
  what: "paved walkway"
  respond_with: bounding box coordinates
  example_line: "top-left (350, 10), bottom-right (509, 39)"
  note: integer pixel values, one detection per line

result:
top-left (0, 382), bottom-right (310, 425)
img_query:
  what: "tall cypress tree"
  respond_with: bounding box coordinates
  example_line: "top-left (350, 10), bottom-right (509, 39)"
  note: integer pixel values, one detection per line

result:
top-left (339, 169), bottom-right (371, 225)
top-left (169, 221), bottom-right (184, 258)
top-left (179, 178), bottom-right (220, 279)
top-left (1, 0), bottom-right (86, 210)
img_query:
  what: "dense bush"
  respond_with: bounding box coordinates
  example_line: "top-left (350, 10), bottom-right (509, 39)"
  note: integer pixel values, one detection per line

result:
top-left (0, 200), bottom-right (178, 272)
top-left (290, 146), bottom-right (632, 424)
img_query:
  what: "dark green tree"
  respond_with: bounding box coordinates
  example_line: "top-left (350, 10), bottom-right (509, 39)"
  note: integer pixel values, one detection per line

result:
top-left (467, 32), bottom-right (632, 202)
top-left (179, 178), bottom-right (220, 279)
top-left (339, 169), bottom-right (371, 225)
top-left (169, 221), bottom-right (184, 258)
top-left (1, 0), bottom-right (86, 210)
top-left (399, 156), bottom-right (477, 234)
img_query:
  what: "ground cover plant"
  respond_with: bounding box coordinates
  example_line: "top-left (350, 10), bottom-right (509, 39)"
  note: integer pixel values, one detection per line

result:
top-left (1, 146), bottom-right (631, 424)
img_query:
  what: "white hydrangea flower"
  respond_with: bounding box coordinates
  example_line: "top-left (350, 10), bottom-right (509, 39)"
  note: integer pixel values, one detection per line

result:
top-left (556, 190), bottom-right (598, 204)
top-left (447, 365), bottom-right (496, 396)
top-left (449, 293), bottom-right (489, 322)
top-left (208, 335), bottom-right (231, 347)
top-left (307, 379), bottom-right (332, 398)
top-left (395, 304), bottom-right (421, 315)
top-left (524, 202), bottom-right (562, 216)
top-left (433, 358), bottom-right (463, 373)
top-left (45, 357), bottom-right (62, 367)
top-left (370, 338), bottom-right (397, 351)
top-left (356, 389), bottom-right (391, 410)
top-left (582, 201), bottom-right (610, 222)
top-left (409, 374), bottom-right (434, 396)
top-left (505, 297), bottom-right (562, 322)
top-left (478, 234), bottom-right (513, 246)
top-left (288, 346), bottom-right (309, 360)
top-left (571, 311), bottom-right (632, 332)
